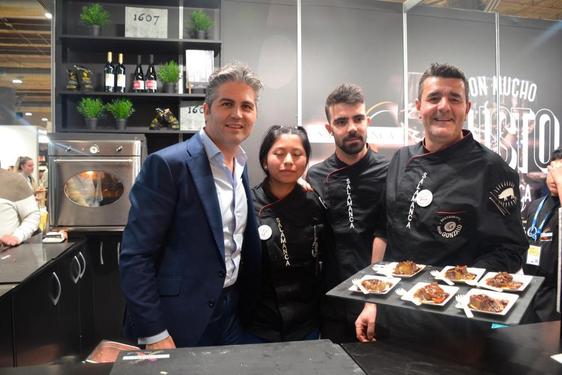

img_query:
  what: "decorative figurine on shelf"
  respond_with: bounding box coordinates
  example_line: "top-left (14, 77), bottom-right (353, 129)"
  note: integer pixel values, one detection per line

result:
top-left (149, 108), bottom-right (180, 130)
top-left (74, 65), bottom-right (94, 91)
top-left (66, 65), bottom-right (94, 91)
top-left (66, 68), bottom-right (79, 91)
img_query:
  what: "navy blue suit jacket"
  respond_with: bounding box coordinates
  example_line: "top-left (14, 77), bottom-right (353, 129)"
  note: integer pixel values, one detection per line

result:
top-left (119, 133), bottom-right (261, 347)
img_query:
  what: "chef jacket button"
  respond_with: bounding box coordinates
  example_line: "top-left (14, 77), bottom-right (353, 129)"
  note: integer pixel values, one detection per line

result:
top-left (208, 301), bottom-right (215, 308)
top-left (218, 270), bottom-right (225, 278)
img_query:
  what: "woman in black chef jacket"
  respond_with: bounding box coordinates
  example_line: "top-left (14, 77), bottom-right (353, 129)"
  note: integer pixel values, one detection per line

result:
top-left (522, 147), bottom-right (562, 322)
top-left (242, 125), bottom-right (326, 343)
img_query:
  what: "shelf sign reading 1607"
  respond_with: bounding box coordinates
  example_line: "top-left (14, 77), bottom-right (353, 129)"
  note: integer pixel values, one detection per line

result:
top-left (133, 13), bottom-right (159, 25)
top-left (125, 7), bottom-right (168, 39)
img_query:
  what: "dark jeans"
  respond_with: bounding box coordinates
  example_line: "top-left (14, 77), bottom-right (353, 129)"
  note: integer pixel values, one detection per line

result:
top-left (196, 285), bottom-right (244, 346)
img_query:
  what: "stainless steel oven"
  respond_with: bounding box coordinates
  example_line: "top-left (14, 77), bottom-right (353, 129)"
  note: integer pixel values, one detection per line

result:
top-left (48, 134), bottom-right (145, 230)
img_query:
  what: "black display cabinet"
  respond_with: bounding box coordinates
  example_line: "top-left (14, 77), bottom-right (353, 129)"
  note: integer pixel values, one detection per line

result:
top-left (54, 0), bottom-right (221, 153)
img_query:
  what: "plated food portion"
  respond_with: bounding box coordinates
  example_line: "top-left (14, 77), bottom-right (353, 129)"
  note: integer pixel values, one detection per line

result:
top-left (401, 282), bottom-right (458, 306)
top-left (373, 260), bottom-right (426, 277)
top-left (464, 288), bottom-right (519, 316)
top-left (349, 275), bottom-right (401, 295)
top-left (477, 272), bottom-right (532, 292)
top-left (439, 265), bottom-right (486, 284)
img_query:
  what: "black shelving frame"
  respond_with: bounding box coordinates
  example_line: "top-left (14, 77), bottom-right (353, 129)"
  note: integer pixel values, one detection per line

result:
top-left (54, 0), bottom-right (221, 152)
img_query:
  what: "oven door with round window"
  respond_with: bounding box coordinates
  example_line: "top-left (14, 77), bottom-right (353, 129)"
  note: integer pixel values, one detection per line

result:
top-left (50, 157), bottom-right (139, 228)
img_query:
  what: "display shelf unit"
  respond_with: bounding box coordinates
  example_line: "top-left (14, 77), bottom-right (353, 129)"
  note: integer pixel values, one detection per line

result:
top-left (59, 91), bottom-right (206, 98)
top-left (60, 35), bottom-right (222, 57)
top-left (54, 0), bottom-right (220, 153)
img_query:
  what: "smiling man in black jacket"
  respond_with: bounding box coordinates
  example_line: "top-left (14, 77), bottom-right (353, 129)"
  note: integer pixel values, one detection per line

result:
top-left (377, 63), bottom-right (527, 338)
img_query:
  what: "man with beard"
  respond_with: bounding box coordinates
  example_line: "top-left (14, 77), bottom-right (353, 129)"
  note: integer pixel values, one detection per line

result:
top-left (306, 83), bottom-right (389, 343)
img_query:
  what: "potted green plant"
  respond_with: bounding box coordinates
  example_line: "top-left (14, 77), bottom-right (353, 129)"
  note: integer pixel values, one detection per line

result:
top-left (80, 3), bottom-right (110, 36)
top-left (105, 98), bottom-right (135, 129)
top-left (190, 10), bottom-right (214, 39)
top-left (158, 61), bottom-right (180, 93)
top-left (77, 97), bottom-right (105, 129)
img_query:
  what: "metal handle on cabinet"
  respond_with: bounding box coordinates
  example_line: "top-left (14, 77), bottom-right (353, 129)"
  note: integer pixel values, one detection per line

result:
top-left (116, 242), bottom-right (121, 265)
top-left (50, 272), bottom-right (61, 306)
top-left (78, 251), bottom-right (86, 278)
top-left (99, 241), bottom-right (104, 265)
top-left (71, 256), bottom-right (81, 284)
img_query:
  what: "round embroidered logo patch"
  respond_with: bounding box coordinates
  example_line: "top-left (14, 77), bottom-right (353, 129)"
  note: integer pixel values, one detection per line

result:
top-left (437, 215), bottom-right (463, 239)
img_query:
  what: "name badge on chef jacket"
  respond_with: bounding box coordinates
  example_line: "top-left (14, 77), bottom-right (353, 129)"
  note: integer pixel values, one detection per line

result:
top-left (526, 245), bottom-right (541, 266)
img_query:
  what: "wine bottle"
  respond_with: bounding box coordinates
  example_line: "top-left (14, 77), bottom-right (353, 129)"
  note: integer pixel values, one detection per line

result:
top-left (132, 55), bottom-right (145, 92)
top-left (104, 51), bottom-right (115, 92)
top-left (115, 53), bottom-right (126, 93)
top-left (145, 54), bottom-right (157, 93)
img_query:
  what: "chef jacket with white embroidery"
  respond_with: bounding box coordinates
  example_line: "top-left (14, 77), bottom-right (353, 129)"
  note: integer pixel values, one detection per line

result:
top-left (246, 182), bottom-right (326, 341)
top-left (385, 130), bottom-right (527, 272)
top-left (306, 148), bottom-right (389, 285)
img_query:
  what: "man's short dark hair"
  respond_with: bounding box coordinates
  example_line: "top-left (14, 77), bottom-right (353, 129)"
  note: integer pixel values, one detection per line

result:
top-left (417, 63), bottom-right (469, 101)
top-left (549, 147), bottom-right (562, 163)
top-left (325, 83), bottom-right (365, 122)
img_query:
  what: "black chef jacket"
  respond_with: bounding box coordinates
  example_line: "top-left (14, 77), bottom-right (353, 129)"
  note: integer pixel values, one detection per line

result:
top-left (306, 148), bottom-right (389, 285)
top-left (378, 130), bottom-right (527, 340)
top-left (522, 194), bottom-right (560, 322)
top-left (246, 182), bottom-right (326, 341)
top-left (385, 130), bottom-right (527, 272)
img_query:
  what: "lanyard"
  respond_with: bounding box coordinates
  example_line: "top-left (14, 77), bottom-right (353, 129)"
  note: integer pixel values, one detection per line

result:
top-left (527, 196), bottom-right (558, 241)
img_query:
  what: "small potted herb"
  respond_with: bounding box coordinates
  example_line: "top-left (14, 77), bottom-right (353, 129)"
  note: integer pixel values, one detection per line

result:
top-left (190, 10), bottom-right (214, 39)
top-left (105, 98), bottom-right (135, 129)
top-left (77, 97), bottom-right (105, 129)
top-left (158, 60), bottom-right (180, 93)
top-left (80, 3), bottom-right (110, 36)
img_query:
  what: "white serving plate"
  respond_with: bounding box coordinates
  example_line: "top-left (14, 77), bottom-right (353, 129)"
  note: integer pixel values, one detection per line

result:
top-left (349, 275), bottom-right (401, 295)
top-left (477, 272), bottom-right (533, 292)
top-left (401, 282), bottom-right (458, 306)
top-left (438, 266), bottom-right (486, 285)
top-left (464, 288), bottom-right (519, 316)
top-left (373, 262), bottom-right (426, 278)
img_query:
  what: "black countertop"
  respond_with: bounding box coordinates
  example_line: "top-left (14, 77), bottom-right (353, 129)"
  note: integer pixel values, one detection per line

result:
top-left (343, 321), bottom-right (562, 374)
top-left (110, 339), bottom-right (364, 375)
top-left (0, 237), bottom-right (85, 284)
top-left (0, 322), bottom-right (560, 374)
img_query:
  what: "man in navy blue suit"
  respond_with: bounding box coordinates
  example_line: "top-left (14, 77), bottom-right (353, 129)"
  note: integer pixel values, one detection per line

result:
top-left (120, 63), bottom-right (263, 349)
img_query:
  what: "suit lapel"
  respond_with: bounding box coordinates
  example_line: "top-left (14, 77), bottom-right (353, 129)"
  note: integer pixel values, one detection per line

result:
top-left (185, 134), bottom-right (225, 257)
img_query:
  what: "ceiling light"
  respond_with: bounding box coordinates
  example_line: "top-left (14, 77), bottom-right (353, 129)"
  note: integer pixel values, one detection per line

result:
top-left (12, 79), bottom-right (22, 84)
top-left (41, 117), bottom-right (48, 122)
top-left (25, 112), bottom-right (32, 116)
top-left (45, 12), bottom-right (53, 20)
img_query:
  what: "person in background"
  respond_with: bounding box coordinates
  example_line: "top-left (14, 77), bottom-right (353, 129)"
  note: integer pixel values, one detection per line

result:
top-left (306, 83), bottom-right (389, 343)
top-left (244, 125), bottom-right (325, 343)
top-left (0, 168), bottom-right (40, 246)
top-left (374, 62), bottom-right (527, 338)
top-left (15, 156), bottom-right (36, 191)
top-left (522, 147), bottom-right (562, 322)
top-left (120, 63), bottom-right (262, 349)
